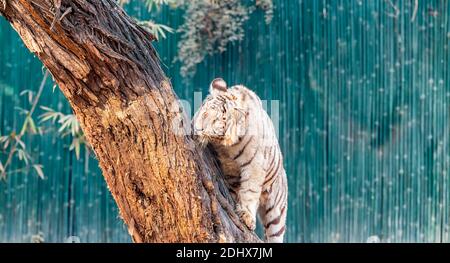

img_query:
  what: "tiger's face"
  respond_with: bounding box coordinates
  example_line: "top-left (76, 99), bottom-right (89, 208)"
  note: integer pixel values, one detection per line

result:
top-left (193, 78), bottom-right (248, 147)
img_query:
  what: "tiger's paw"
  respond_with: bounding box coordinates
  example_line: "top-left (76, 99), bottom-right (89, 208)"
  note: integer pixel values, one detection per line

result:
top-left (236, 206), bottom-right (256, 231)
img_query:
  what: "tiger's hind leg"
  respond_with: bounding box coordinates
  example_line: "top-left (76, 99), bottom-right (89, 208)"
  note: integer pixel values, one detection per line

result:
top-left (260, 177), bottom-right (288, 243)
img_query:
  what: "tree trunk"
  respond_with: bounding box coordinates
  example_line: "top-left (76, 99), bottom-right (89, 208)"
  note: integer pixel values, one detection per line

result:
top-left (0, 0), bottom-right (260, 243)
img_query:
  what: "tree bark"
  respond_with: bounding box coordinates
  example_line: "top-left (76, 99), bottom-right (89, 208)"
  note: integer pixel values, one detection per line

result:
top-left (0, 0), bottom-right (260, 243)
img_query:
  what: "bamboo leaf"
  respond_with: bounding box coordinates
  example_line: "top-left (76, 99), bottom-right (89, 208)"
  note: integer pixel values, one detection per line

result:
top-left (2, 136), bottom-right (10, 150)
top-left (138, 20), bottom-right (174, 40)
top-left (19, 89), bottom-right (34, 104)
top-left (15, 106), bottom-right (29, 115)
top-left (15, 137), bottom-right (26, 150)
top-left (58, 115), bottom-right (72, 134)
top-left (39, 106), bottom-right (64, 124)
top-left (0, 135), bottom-right (8, 144)
top-left (39, 106), bottom-right (55, 112)
top-left (32, 164), bottom-right (45, 179)
top-left (16, 149), bottom-right (29, 165)
top-left (69, 138), bottom-right (81, 160)
top-left (19, 117), bottom-right (29, 135)
top-left (27, 116), bottom-right (38, 134)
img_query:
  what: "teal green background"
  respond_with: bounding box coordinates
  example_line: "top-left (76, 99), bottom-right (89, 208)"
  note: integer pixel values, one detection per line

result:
top-left (1, 0), bottom-right (450, 242)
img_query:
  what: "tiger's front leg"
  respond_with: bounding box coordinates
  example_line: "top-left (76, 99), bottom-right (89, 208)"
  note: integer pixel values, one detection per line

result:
top-left (236, 164), bottom-right (265, 231)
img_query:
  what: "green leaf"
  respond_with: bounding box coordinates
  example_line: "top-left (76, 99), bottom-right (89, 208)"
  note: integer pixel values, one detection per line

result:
top-left (144, 0), bottom-right (169, 11)
top-left (138, 20), bottom-right (174, 40)
top-left (19, 116), bottom-right (38, 135)
top-left (15, 137), bottom-right (26, 150)
top-left (20, 117), bottom-right (29, 136)
top-left (2, 136), bottom-right (10, 150)
top-left (16, 149), bottom-right (30, 165)
top-left (15, 106), bottom-right (29, 116)
top-left (32, 164), bottom-right (45, 179)
top-left (39, 106), bottom-right (55, 112)
top-left (39, 107), bottom-right (64, 124)
top-left (27, 116), bottom-right (38, 134)
top-left (0, 135), bottom-right (9, 144)
top-left (37, 106), bottom-right (86, 157)
top-left (69, 138), bottom-right (81, 160)
top-left (58, 115), bottom-right (73, 134)
top-left (19, 89), bottom-right (35, 104)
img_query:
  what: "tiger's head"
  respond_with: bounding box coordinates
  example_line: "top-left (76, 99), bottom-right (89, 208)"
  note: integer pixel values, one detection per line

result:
top-left (193, 78), bottom-right (249, 147)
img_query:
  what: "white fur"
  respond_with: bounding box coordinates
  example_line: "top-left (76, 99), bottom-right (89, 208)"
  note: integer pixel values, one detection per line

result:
top-left (193, 81), bottom-right (288, 243)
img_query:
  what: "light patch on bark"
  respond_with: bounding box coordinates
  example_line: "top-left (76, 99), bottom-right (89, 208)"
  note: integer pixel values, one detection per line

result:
top-left (160, 79), bottom-right (173, 92)
top-left (11, 21), bottom-right (42, 53)
top-left (49, 44), bottom-right (91, 81)
top-left (99, 95), bottom-right (156, 128)
top-left (99, 97), bottom-right (126, 127)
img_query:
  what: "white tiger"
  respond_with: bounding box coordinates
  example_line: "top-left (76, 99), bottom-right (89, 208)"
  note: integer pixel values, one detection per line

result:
top-left (193, 78), bottom-right (288, 243)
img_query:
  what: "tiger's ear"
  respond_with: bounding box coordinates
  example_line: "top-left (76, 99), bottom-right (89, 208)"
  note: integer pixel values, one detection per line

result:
top-left (209, 78), bottom-right (228, 96)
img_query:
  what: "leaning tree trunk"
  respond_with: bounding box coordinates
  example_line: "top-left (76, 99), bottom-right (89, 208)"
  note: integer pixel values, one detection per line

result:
top-left (0, 0), bottom-right (260, 243)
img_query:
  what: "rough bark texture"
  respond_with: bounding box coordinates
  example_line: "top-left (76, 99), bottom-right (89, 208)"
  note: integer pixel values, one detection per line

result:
top-left (0, 0), bottom-right (260, 243)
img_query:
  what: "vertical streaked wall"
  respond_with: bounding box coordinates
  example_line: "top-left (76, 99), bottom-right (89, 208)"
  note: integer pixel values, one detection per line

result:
top-left (1, 0), bottom-right (450, 242)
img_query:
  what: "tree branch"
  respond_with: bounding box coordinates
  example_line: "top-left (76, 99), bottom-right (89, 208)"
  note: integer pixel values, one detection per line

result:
top-left (0, 70), bottom-right (49, 180)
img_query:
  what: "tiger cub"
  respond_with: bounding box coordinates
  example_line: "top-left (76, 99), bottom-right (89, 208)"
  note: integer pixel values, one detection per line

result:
top-left (193, 78), bottom-right (288, 243)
